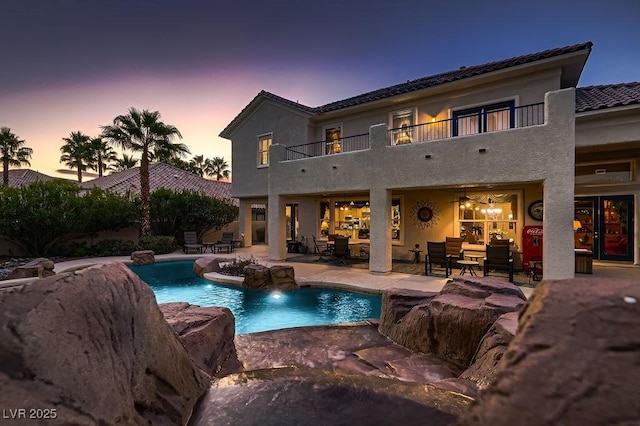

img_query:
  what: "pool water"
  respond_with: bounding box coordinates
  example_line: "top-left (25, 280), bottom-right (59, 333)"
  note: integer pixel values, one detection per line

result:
top-left (129, 261), bottom-right (381, 335)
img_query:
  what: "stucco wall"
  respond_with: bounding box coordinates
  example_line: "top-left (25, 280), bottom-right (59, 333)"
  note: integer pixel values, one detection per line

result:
top-left (269, 89), bottom-right (576, 278)
top-left (229, 101), bottom-right (311, 198)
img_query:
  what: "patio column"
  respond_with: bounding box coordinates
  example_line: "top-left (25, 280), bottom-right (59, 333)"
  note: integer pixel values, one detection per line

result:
top-left (369, 187), bottom-right (392, 273)
top-left (297, 198), bottom-right (317, 249)
top-left (238, 199), bottom-right (252, 247)
top-left (268, 194), bottom-right (287, 260)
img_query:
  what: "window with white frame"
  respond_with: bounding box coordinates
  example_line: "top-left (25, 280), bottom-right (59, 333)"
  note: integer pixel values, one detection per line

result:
top-left (390, 109), bottom-right (416, 145)
top-left (257, 133), bottom-right (272, 167)
top-left (456, 192), bottom-right (520, 246)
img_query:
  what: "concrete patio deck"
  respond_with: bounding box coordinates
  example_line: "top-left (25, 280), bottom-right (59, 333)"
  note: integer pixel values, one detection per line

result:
top-left (48, 244), bottom-right (639, 300)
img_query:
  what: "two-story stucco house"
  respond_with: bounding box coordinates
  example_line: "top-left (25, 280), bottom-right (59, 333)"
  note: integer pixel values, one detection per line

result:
top-left (220, 42), bottom-right (640, 279)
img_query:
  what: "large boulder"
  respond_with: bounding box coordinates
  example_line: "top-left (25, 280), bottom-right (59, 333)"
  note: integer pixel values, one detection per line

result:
top-left (459, 311), bottom-right (518, 389)
top-left (243, 264), bottom-right (298, 291)
top-left (381, 277), bottom-right (526, 367)
top-left (269, 265), bottom-right (298, 290)
top-left (193, 257), bottom-right (226, 277)
top-left (379, 288), bottom-right (438, 337)
top-left (160, 302), bottom-right (242, 377)
top-left (0, 262), bottom-right (209, 425)
top-left (6, 257), bottom-right (55, 280)
top-left (131, 250), bottom-right (155, 265)
top-left (459, 278), bottom-right (640, 426)
top-left (243, 264), bottom-right (271, 289)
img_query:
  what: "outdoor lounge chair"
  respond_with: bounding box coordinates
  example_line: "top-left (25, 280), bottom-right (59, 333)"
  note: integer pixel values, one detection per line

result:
top-left (483, 244), bottom-right (514, 282)
top-left (213, 232), bottom-right (235, 253)
top-left (425, 241), bottom-right (451, 277)
top-left (183, 231), bottom-right (203, 254)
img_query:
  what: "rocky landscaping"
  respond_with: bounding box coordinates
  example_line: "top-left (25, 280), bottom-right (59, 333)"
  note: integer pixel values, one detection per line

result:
top-left (0, 261), bottom-right (637, 425)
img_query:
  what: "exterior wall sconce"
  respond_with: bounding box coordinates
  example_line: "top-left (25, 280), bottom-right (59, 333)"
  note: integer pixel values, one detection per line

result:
top-left (478, 148), bottom-right (487, 153)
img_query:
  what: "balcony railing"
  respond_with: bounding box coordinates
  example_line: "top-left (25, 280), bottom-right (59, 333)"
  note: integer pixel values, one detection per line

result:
top-left (285, 133), bottom-right (370, 161)
top-left (390, 102), bottom-right (545, 145)
top-left (284, 103), bottom-right (545, 160)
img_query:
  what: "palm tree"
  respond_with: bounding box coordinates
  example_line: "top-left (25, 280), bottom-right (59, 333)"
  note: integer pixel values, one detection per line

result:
top-left (189, 154), bottom-right (206, 177)
top-left (0, 127), bottom-right (33, 186)
top-left (205, 156), bottom-right (230, 181)
top-left (60, 131), bottom-right (91, 182)
top-left (113, 153), bottom-right (139, 171)
top-left (87, 137), bottom-right (118, 177)
top-left (101, 108), bottom-right (187, 237)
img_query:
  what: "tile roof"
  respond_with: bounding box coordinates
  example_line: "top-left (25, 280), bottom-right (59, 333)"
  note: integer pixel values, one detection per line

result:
top-left (221, 42), bottom-right (592, 137)
top-left (315, 42), bottom-right (593, 113)
top-left (219, 90), bottom-right (314, 137)
top-left (575, 82), bottom-right (640, 112)
top-left (5, 169), bottom-right (55, 187)
top-left (81, 162), bottom-right (237, 205)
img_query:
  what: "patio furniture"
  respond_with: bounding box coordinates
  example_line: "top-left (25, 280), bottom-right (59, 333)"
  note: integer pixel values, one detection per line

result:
top-left (214, 232), bottom-right (235, 253)
top-left (312, 235), bottom-right (331, 262)
top-left (425, 241), bottom-right (451, 277)
top-left (183, 231), bottom-right (203, 254)
top-left (483, 244), bottom-right (514, 282)
top-left (445, 237), bottom-right (464, 262)
top-left (457, 260), bottom-right (479, 276)
top-left (331, 237), bottom-right (351, 265)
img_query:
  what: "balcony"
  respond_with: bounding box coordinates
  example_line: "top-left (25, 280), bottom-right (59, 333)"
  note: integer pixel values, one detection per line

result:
top-left (284, 102), bottom-right (544, 161)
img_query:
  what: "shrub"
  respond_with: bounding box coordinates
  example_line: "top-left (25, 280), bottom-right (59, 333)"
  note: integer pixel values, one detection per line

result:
top-left (219, 256), bottom-right (259, 277)
top-left (0, 181), bottom-right (137, 256)
top-left (137, 236), bottom-right (177, 254)
top-left (94, 239), bottom-right (137, 256)
top-left (150, 189), bottom-right (238, 242)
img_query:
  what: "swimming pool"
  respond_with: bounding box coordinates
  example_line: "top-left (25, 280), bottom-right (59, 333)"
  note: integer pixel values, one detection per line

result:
top-left (129, 261), bottom-right (381, 335)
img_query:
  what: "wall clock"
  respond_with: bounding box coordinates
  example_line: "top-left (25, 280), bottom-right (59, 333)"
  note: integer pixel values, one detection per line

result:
top-left (527, 200), bottom-right (544, 221)
top-left (411, 199), bottom-right (440, 230)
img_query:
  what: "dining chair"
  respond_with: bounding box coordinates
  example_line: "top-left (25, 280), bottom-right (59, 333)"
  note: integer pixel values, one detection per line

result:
top-left (425, 241), bottom-right (451, 277)
top-left (483, 244), bottom-right (514, 282)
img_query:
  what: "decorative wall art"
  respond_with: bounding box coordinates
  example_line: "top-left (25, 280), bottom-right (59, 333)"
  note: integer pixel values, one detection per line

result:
top-left (411, 199), bottom-right (440, 229)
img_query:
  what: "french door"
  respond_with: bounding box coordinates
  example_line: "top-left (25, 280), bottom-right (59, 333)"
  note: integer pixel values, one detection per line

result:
top-left (574, 195), bottom-right (634, 261)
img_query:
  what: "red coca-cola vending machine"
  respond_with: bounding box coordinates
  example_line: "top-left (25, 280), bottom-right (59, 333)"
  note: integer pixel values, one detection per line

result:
top-left (522, 226), bottom-right (543, 272)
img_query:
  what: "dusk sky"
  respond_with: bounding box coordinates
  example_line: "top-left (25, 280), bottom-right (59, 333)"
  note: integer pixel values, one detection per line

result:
top-left (2, 0), bottom-right (639, 179)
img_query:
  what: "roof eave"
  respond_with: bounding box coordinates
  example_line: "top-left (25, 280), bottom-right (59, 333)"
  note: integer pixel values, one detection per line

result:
top-left (220, 92), bottom-right (314, 139)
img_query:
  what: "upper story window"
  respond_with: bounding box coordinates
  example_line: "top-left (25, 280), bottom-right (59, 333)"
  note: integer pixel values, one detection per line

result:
top-left (453, 101), bottom-right (515, 136)
top-left (257, 133), bottom-right (272, 167)
top-left (324, 125), bottom-right (342, 154)
top-left (390, 109), bottom-right (416, 145)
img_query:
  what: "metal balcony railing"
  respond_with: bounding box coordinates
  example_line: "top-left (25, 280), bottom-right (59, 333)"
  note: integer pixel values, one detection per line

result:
top-left (285, 133), bottom-right (370, 161)
top-left (284, 103), bottom-right (545, 160)
top-left (389, 102), bottom-right (545, 145)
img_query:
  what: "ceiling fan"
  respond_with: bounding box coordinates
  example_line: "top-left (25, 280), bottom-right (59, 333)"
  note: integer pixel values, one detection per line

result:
top-left (449, 189), bottom-right (487, 205)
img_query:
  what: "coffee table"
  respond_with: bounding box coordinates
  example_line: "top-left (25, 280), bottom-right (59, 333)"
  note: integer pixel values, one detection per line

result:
top-left (457, 260), bottom-right (480, 276)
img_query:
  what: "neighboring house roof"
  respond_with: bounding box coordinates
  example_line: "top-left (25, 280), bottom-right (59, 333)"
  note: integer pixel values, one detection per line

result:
top-left (5, 169), bottom-right (55, 187)
top-left (81, 162), bottom-right (237, 204)
top-left (220, 42), bottom-right (593, 137)
top-left (575, 82), bottom-right (640, 113)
